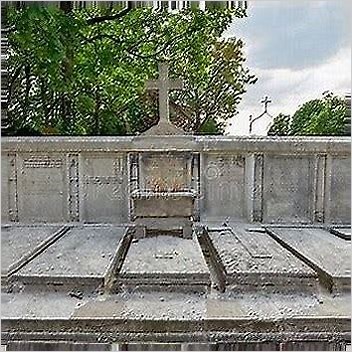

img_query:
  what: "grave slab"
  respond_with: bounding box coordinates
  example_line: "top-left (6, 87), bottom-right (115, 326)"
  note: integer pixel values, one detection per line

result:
top-left (1, 225), bottom-right (66, 278)
top-left (329, 226), bottom-right (351, 240)
top-left (118, 236), bottom-right (210, 290)
top-left (265, 227), bottom-right (351, 291)
top-left (206, 223), bottom-right (316, 290)
top-left (14, 225), bottom-right (128, 288)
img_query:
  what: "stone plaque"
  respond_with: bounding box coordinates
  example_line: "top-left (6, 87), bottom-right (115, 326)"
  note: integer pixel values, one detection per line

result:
top-left (80, 153), bottom-right (127, 223)
top-left (203, 154), bottom-right (246, 218)
top-left (263, 155), bottom-right (314, 223)
top-left (325, 155), bottom-right (351, 223)
top-left (140, 153), bottom-right (191, 191)
top-left (17, 154), bottom-right (67, 222)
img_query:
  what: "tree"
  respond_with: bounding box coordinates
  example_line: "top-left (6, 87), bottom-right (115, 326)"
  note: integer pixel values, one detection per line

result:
top-left (267, 92), bottom-right (347, 136)
top-left (290, 92), bottom-right (346, 136)
top-left (6, 4), bottom-right (256, 136)
top-left (267, 113), bottom-right (290, 136)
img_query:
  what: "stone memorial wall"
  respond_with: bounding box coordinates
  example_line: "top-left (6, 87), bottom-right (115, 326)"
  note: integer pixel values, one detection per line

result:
top-left (1, 136), bottom-right (350, 225)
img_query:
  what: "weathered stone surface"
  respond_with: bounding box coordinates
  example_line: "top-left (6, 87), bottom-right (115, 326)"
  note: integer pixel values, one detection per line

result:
top-left (131, 191), bottom-right (195, 218)
top-left (16, 153), bottom-right (68, 222)
top-left (329, 226), bottom-right (351, 240)
top-left (7, 341), bottom-right (111, 351)
top-left (14, 225), bottom-right (127, 286)
top-left (1, 225), bottom-right (64, 276)
top-left (2, 136), bottom-right (350, 154)
top-left (73, 291), bottom-right (206, 320)
top-left (80, 153), bottom-right (127, 223)
top-left (202, 154), bottom-right (247, 219)
top-left (1, 135), bottom-right (350, 349)
top-left (139, 153), bottom-right (192, 191)
top-left (206, 223), bottom-right (316, 289)
top-left (1, 137), bottom-right (350, 224)
top-left (1, 153), bottom-right (10, 222)
top-left (325, 155), bottom-right (351, 223)
top-left (130, 150), bottom-right (196, 238)
top-left (119, 236), bottom-right (210, 288)
top-left (263, 155), bottom-right (314, 223)
top-left (1, 290), bottom-right (81, 319)
top-left (266, 227), bottom-right (351, 290)
top-left (144, 62), bottom-right (184, 136)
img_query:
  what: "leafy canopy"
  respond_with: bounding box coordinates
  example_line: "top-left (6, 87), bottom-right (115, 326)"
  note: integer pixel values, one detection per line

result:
top-left (6, 4), bottom-right (256, 136)
top-left (268, 92), bottom-right (347, 136)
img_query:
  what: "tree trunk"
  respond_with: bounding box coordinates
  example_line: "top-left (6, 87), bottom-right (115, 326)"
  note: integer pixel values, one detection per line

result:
top-left (59, 1), bottom-right (73, 14)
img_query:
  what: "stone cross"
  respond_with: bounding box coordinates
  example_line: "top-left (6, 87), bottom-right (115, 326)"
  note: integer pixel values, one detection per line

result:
top-left (146, 62), bottom-right (184, 124)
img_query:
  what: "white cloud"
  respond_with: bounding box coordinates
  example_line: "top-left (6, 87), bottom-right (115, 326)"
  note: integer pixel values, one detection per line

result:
top-left (226, 45), bottom-right (351, 135)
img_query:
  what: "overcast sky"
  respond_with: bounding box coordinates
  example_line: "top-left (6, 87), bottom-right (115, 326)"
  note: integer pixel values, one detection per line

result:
top-left (224, 0), bottom-right (351, 135)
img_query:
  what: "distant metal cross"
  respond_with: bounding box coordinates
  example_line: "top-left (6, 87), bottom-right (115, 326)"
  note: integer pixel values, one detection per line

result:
top-left (249, 95), bottom-right (273, 134)
top-left (260, 96), bottom-right (272, 113)
top-left (145, 62), bottom-right (184, 123)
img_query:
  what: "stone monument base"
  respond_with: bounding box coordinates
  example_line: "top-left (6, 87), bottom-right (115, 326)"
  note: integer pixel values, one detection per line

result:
top-left (131, 190), bottom-right (196, 239)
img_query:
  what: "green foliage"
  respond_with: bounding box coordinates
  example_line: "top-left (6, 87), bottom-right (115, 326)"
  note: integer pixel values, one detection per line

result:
top-left (267, 92), bottom-right (347, 136)
top-left (6, 4), bottom-right (256, 136)
top-left (267, 113), bottom-right (290, 136)
top-left (290, 92), bottom-right (346, 136)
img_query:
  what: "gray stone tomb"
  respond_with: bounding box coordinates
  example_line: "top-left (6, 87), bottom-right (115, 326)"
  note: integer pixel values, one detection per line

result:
top-left (130, 63), bottom-right (198, 238)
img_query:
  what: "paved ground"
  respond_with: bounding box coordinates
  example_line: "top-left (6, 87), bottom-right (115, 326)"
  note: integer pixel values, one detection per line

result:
top-left (1, 223), bottom-right (350, 347)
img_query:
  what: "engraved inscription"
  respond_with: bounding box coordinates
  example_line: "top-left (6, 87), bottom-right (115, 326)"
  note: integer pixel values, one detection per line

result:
top-left (143, 155), bottom-right (189, 191)
top-left (205, 155), bottom-right (245, 180)
top-left (24, 156), bottom-right (63, 168)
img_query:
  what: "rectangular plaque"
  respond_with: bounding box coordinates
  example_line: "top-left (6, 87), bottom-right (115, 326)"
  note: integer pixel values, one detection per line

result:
top-left (203, 154), bottom-right (246, 218)
top-left (140, 153), bottom-right (191, 191)
top-left (17, 153), bottom-right (67, 222)
top-left (23, 157), bottom-right (63, 168)
top-left (80, 153), bottom-right (127, 223)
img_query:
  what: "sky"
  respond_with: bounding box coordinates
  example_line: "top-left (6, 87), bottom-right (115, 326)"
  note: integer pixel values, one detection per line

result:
top-left (223, 0), bottom-right (351, 135)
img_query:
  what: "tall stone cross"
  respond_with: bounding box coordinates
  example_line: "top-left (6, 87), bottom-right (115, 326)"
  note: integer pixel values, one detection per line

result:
top-left (146, 62), bottom-right (184, 125)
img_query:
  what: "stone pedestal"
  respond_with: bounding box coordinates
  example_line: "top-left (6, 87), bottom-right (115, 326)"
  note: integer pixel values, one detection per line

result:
top-left (129, 151), bottom-right (198, 239)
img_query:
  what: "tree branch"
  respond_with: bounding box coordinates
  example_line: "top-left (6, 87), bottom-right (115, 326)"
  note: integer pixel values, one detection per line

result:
top-left (87, 3), bottom-right (132, 25)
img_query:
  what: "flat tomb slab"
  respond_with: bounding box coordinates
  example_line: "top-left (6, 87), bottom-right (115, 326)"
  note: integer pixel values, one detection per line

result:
top-left (208, 223), bottom-right (316, 288)
top-left (1, 225), bottom-right (64, 277)
top-left (14, 225), bottom-right (127, 287)
top-left (119, 236), bottom-right (210, 288)
top-left (266, 227), bottom-right (351, 288)
top-left (329, 227), bottom-right (351, 240)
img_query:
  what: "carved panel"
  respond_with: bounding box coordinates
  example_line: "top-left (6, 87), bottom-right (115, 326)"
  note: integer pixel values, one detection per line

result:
top-left (17, 153), bottom-right (67, 222)
top-left (80, 153), bottom-right (127, 222)
top-left (263, 155), bottom-right (314, 223)
top-left (203, 154), bottom-right (246, 218)
top-left (140, 152), bottom-right (192, 191)
top-left (325, 155), bottom-right (351, 223)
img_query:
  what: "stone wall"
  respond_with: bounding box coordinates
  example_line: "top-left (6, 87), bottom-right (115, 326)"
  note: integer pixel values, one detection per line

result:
top-left (1, 136), bottom-right (350, 224)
